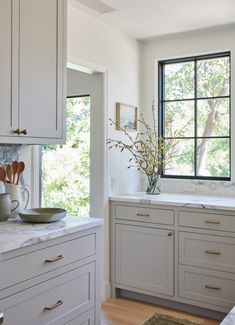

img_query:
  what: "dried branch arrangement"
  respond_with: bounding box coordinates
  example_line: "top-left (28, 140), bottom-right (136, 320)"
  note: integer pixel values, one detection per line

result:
top-left (107, 101), bottom-right (181, 177)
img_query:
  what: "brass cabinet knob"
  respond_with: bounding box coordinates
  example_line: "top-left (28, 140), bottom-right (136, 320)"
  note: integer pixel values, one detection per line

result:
top-left (13, 128), bottom-right (21, 135)
top-left (13, 128), bottom-right (27, 135)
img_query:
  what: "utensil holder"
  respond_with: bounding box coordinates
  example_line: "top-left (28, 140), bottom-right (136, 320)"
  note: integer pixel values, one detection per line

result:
top-left (5, 183), bottom-right (29, 218)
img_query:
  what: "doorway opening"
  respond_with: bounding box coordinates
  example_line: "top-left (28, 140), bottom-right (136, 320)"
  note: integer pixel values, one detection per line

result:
top-left (41, 95), bottom-right (91, 216)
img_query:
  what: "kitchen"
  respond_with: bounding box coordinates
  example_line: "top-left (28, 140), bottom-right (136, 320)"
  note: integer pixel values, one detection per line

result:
top-left (1, 0), bottom-right (235, 324)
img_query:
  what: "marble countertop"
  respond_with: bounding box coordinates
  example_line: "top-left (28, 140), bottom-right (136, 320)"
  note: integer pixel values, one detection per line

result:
top-left (221, 306), bottom-right (235, 324)
top-left (110, 192), bottom-right (235, 211)
top-left (0, 215), bottom-right (103, 256)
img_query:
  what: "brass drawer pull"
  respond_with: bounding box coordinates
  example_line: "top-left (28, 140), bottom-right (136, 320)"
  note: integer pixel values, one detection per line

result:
top-left (136, 213), bottom-right (150, 217)
top-left (44, 300), bottom-right (63, 311)
top-left (45, 255), bottom-right (64, 263)
top-left (205, 250), bottom-right (221, 255)
top-left (205, 284), bottom-right (221, 290)
top-left (204, 220), bottom-right (221, 225)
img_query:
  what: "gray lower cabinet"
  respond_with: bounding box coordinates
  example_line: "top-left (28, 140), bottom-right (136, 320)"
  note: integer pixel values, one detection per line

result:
top-left (115, 224), bottom-right (174, 296)
top-left (110, 200), bottom-right (235, 315)
top-left (0, 227), bottom-right (101, 325)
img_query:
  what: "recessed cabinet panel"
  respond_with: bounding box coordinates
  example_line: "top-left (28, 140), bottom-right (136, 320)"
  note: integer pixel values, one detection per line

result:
top-left (179, 210), bottom-right (235, 232)
top-left (64, 309), bottom-right (95, 325)
top-left (179, 232), bottom-right (235, 273)
top-left (19, 0), bottom-right (62, 139)
top-left (116, 224), bottom-right (174, 296)
top-left (0, 1), bottom-right (15, 136)
top-left (179, 265), bottom-right (235, 308)
top-left (116, 205), bottom-right (174, 225)
top-left (1, 263), bottom-right (95, 325)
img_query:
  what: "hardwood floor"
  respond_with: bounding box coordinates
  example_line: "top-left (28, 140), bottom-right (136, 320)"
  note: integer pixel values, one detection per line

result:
top-left (101, 298), bottom-right (220, 325)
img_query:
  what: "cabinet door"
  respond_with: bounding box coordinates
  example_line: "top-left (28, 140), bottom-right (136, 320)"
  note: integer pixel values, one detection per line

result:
top-left (18, 0), bottom-right (65, 141)
top-left (116, 224), bottom-right (174, 296)
top-left (0, 1), bottom-right (18, 136)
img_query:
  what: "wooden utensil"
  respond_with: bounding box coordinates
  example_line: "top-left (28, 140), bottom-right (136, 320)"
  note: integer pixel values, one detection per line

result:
top-left (6, 164), bottom-right (12, 183)
top-left (11, 161), bottom-right (19, 185)
top-left (16, 161), bottom-right (25, 185)
top-left (0, 167), bottom-right (6, 183)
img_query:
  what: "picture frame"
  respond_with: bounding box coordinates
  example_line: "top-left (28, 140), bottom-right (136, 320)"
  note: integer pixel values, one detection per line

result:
top-left (116, 103), bottom-right (138, 131)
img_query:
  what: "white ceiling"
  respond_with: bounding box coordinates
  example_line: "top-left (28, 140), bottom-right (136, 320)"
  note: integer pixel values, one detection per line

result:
top-left (71, 0), bottom-right (235, 40)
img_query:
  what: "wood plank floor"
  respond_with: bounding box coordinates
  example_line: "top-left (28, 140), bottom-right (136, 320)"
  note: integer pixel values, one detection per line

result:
top-left (101, 298), bottom-right (220, 325)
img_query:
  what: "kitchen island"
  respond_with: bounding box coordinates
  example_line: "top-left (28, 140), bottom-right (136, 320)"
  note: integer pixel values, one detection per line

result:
top-left (0, 215), bottom-right (103, 325)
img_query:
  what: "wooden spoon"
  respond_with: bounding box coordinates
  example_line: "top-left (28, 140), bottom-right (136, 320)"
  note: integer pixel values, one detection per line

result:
top-left (16, 161), bottom-right (25, 185)
top-left (0, 167), bottom-right (6, 183)
top-left (11, 161), bottom-right (19, 185)
top-left (6, 164), bottom-right (12, 183)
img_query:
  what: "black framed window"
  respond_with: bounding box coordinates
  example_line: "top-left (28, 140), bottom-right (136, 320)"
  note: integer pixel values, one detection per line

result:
top-left (158, 52), bottom-right (231, 180)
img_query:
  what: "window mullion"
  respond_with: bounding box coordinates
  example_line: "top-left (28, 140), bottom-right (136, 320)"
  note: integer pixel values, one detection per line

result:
top-left (194, 59), bottom-right (197, 177)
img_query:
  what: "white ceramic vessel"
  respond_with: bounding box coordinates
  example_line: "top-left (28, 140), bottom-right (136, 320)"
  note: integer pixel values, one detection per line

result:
top-left (5, 183), bottom-right (29, 218)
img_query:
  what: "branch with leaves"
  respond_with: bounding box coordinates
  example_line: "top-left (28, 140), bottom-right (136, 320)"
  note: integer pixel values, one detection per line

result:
top-left (107, 101), bottom-right (185, 177)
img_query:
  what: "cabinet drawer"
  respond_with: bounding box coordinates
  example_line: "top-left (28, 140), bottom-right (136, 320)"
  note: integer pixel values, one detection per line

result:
top-left (64, 309), bottom-right (94, 325)
top-left (179, 265), bottom-right (235, 309)
top-left (179, 232), bottom-right (235, 272)
top-left (1, 263), bottom-right (95, 325)
top-left (179, 211), bottom-right (235, 232)
top-left (116, 205), bottom-right (174, 225)
top-left (0, 234), bottom-right (95, 290)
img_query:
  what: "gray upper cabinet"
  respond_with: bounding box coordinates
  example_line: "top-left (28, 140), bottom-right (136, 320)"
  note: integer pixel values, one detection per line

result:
top-left (0, 0), bottom-right (66, 144)
top-left (0, 0), bottom-right (17, 137)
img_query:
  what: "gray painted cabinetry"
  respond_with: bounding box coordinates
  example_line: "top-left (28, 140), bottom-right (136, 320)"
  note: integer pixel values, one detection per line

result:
top-left (110, 200), bottom-right (235, 316)
top-left (0, 227), bottom-right (101, 325)
top-left (0, 0), bottom-right (66, 144)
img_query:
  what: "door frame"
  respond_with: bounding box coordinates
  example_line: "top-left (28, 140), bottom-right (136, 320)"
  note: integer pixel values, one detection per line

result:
top-left (31, 55), bottom-right (109, 299)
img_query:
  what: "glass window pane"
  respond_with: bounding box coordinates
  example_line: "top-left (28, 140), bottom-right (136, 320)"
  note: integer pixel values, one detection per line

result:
top-left (164, 61), bottom-right (194, 100)
top-left (164, 100), bottom-right (194, 138)
top-left (196, 138), bottom-right (229, 177)
top-left (164, 139), bottom-right (194, 176)
top-left (197, 98), bottom-right (229, 137)
top-left (197, 57), bottom-right (230, 98)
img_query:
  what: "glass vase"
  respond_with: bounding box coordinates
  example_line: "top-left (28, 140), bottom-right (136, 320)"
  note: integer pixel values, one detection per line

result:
top-left (146, 174), bottom-right (160, 195)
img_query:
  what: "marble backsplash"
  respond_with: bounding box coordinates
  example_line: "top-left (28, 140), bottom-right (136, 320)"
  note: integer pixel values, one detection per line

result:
top-left (0, 144), bottom-right (30, 193)
top-left (160, 178), bottom-right (235, 197)
top-left (0, 144), bottom-right (21, 164)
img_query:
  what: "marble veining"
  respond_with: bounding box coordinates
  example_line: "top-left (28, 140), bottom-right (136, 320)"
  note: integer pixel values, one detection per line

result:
top-left (0, 215), bottom-right (103, 256)
top-left (110, 192), bottom-right (235, 211)
top-left (0, 144), bottom-right (21, 164)
top-left (221, 307), bottom-right (235, 324)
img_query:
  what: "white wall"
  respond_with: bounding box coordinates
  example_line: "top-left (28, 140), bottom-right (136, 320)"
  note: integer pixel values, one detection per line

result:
top-left (67, 68), bottom-right (91, 97)
top-left (67, 2), bottom-right (141, 195)
top-left (67, 2), bottom-right (141, 299)
top-left (142, 27), bottom-right (235, 196)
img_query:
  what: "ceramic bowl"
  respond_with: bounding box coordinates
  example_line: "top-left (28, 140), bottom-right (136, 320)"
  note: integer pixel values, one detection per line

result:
top-left (18, 208), bottom-right (67, 223)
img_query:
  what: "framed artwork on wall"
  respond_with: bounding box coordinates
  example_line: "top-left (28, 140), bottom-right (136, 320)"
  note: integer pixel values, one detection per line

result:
top-left (116, 103), bottom-right (138, 131)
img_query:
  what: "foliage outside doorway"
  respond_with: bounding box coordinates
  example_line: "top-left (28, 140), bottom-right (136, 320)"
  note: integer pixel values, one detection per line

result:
top-left (41, 96), bottom-right (90, 216)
